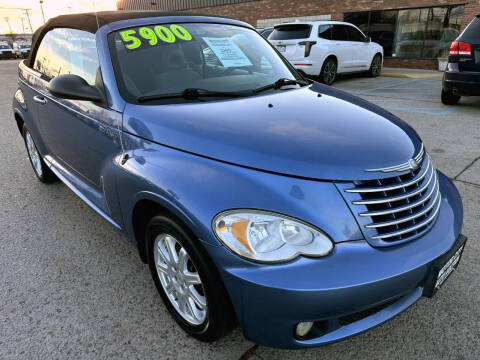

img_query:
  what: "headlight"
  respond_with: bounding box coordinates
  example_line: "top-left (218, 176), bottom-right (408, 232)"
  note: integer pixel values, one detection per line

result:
top-left (213, 210), bottom-right (333, 263)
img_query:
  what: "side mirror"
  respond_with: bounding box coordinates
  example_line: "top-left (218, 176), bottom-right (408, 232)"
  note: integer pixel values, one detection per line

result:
top-left (48, 74), bottom-right (104, 102)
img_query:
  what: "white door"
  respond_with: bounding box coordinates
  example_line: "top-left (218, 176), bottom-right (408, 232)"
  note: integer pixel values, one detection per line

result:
top-left (345, 25), bottom-right (371, 69)
top-left (330, 25), bottom-right (352, 71)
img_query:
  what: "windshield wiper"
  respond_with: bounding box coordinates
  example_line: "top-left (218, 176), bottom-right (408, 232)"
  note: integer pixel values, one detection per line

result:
top-left (253, 78), bottom-right (311, 94)
top-left (137, 88), bottom-right (252, 103)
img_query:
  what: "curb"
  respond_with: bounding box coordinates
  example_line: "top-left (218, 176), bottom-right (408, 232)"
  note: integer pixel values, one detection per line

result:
top-left (381, 72), bottom-right (443, 79)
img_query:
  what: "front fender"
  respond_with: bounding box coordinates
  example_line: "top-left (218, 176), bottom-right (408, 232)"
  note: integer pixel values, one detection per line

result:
top-left (117, 133), bottom-right (363, 252)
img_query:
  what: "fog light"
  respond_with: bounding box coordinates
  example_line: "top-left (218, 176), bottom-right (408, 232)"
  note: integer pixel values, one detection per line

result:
top-left (295, 321), bottom-right (314, 337)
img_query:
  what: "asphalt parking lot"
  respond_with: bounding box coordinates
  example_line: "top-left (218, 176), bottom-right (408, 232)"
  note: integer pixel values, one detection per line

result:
top-left (1, 59), bottom-right (479, 359)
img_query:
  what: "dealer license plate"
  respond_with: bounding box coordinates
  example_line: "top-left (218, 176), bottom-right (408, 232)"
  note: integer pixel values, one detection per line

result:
top-left (423, 236), bottom-right (466, 298)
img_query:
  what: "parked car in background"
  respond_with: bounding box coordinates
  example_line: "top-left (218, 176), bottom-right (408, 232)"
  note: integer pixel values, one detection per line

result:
top-left (0, 42), bottom-right (16, 59)
top-left (268, 21), bottom-right (384, 84)
top-left (13, 41), bottom-right (31, 59)
top-left (259, 26), bottom-right (273, 38)
top-left (13, 11), bottom-right (466, 349)
top-left (442, 14), bottom-right (480, 105)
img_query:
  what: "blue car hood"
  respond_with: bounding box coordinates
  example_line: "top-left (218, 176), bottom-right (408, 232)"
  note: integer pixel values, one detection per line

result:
top-left (123, 83), bottom-right (422, 181)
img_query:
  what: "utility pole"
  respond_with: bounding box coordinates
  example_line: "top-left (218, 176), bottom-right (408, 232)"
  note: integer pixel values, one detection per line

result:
top-left (24, 9), bottom-right (33, 34)
top-left (0, 7), bottom-right (34, 34)
top-left (4, 17), bottom-right (13, 34)
top-left (39, 1), bottom-right (46, 24)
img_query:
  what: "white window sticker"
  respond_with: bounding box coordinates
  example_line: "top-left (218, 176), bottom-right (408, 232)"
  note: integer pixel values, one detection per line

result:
top-left (202, 37), bottom-right (252, 68)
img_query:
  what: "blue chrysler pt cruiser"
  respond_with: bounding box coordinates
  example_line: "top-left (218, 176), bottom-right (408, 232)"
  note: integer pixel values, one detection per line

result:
top-left (13, 11), bottom-right (466, 348)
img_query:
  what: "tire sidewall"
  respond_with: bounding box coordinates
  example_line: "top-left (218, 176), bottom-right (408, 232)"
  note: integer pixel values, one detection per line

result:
top-left (441, 89), bottom-right (460, 105)
top-left (146, 215), bottom-right (234, 341)
top-left (369, 54), bottom-right (382, 77)
top-left (22, 125), bottom-right (57, 183)
top-left (321, 58), bottom-right (337, 85)
top-left (22, 125), bottom-right (45, 181)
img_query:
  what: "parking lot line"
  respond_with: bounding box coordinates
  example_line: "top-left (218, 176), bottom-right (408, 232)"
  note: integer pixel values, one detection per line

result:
top-left (384, 106), bottom-right (459, 116)
top-left (352, 79), bottom-right (419, 95)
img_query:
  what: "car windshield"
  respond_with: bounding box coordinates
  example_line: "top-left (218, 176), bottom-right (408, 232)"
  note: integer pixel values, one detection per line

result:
top-left (20, 45), bottom-right (30, 49)
top-left (0, 45), bottom-right (10, 49)
top-left (109, 22), bottom-right (300, 103)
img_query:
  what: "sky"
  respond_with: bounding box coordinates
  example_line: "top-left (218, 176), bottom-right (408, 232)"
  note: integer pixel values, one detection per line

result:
top-left (0, 0), bottom-right (118, 34)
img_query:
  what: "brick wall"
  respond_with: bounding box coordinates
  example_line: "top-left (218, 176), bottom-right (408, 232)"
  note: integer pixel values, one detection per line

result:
top-left (384, 58), bottom-right (438, 69)
top-left (181, 0), bottom-right (479, 28)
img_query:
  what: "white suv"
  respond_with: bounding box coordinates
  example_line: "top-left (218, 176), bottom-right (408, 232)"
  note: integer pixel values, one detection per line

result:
top-left (268, 21), bottom-right (384, 84)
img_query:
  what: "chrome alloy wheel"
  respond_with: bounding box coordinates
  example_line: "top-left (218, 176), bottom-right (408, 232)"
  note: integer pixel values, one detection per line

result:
top-left (323, 60), bottom-right (337, 84)
top-left (371, 55), bottom-right (382, 76)
top-left (154, 234), bottom-right (207, 325)
top-left (25, 131), bottom-right (43, 177)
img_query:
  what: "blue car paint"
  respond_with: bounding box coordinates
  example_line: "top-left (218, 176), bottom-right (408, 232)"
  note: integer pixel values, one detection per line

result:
top-left (12, 15), bottom-right (465, 349)
top-left (205, 171), bottom-right (463, 348)
top-left (122, 83), bottom-right (423, 181)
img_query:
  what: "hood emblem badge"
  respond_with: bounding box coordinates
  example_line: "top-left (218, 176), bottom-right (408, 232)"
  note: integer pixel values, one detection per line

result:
top-left (365, 144), bottom-right (424, 173)
top-left (408, 159), bottom-right (419, 171)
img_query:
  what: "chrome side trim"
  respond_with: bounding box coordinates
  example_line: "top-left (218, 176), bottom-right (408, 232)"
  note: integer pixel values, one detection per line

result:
top-left (352, 168), bottom-right (434, 205)
top-left (365, 144), bottom-right (424, 173)
top-left (370, 196), bottom-right (441, 240)
top-left (345, 157), bottom-right (431, 193)
top-left (43, 157), bottom-right (122, 230)
top-left (358, 172), bottom-right (438, 217)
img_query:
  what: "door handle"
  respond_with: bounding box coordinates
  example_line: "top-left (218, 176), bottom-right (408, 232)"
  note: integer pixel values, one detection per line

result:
top-left (33, 95), bottom-right (47, 105)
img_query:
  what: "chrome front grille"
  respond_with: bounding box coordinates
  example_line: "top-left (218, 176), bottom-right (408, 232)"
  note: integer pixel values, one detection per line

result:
top-left (339, 154), bottom-right (441, 246)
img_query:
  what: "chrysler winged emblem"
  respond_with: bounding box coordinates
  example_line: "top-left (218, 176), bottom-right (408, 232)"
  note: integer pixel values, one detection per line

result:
top-left (366, 144), bottom-right (424, 173)
top-left (408, 159), bottom-right (419, 171)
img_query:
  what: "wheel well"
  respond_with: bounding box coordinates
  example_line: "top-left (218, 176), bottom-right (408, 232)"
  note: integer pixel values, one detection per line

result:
top-left (14, 112), bottom-right (24, 135)
top-left (374, 52), bottom-right (383, 62)
top-left (132, 200), bottom-right (194, 263)
top-left (132, 199), bottom-right (240, 326)
top-left (323, 55), bottom-right (337, 67)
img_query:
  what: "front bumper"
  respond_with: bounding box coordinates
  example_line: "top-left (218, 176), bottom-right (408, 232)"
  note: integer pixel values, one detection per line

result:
top-left (443, 68), bottom-right (480, 96)
top-left (0, 52), bottom-right (16, 59)
top-left (205, 172), bottom-right (464, 348)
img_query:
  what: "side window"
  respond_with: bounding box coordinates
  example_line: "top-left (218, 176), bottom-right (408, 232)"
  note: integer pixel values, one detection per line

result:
top-left (318, 25), bottom-right (332, 40)
top-left (33, 28), bottom-right (99, 85)
top-left (331, 25), bottom-right (348, 41)
top-left (346, 26), bottom-right (366, 42)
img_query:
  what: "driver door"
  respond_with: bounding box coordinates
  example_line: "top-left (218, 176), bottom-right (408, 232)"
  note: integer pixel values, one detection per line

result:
top-left (31, 27), bottom-right (123, 219)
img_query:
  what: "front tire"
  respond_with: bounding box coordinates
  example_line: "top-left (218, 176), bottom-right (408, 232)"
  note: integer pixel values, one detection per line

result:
top-left (368, 54), bottom-right (382, 77)
top-left (22, 125), bottom-right (57, 183)
top-left (320, 58), bottom-right (337, 85)
top-left (441, 89), bottom-right (461, 105)
top-left (146, 215), bottom-right (236, 342)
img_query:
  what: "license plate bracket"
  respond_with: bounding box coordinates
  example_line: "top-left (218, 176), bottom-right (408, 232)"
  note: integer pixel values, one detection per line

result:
top-left (423, 234), bottom-right (467, 298)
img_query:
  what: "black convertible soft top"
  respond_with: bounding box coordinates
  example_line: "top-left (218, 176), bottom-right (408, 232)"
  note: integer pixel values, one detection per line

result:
top-left (27, 10), bottom-right (240, 68)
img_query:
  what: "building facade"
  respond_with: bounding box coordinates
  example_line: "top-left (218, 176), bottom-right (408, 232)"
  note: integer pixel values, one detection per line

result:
top-left (116, 0), bottom-right (480, 69)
